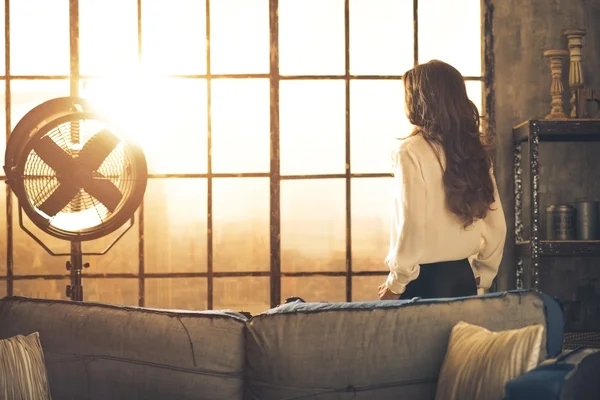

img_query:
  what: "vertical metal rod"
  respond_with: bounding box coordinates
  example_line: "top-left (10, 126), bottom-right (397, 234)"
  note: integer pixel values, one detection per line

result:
top-left (205, 0), bottom-right (214, 310)
top-left (514, 139), bottom-right (524, 289)
top-left (5, 0), bottom-right (13, 296)
top-left (69, 0), bottom-right (79, 98)
top-left (269, 0), bottom-right (281, 308)
top-left (529, 121), bottom-right (541, 290)
top-left (68, 0), bottom-right (83, 301)
top-left (137, 0), bottom-right (145, 307)
top-left (68, 241), bottom-right (84, 301)
top-left (482, 0), bottom-right (495, 140)
top-left (483, 0), bottom-right (497, 291)
top-left (344, 0), bottom-right (352, 302)
top-left (413, 0), bottom-right (419, 66)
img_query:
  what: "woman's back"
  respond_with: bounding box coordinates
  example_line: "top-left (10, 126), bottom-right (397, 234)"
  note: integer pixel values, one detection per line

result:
top-left (379, 59), bottom-right (507, 300)
top-left (396, 135), bottom-right (503, 266)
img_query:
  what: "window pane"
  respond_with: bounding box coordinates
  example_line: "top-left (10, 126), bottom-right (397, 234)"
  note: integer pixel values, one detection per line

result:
top-left (213, 277), bottom-right (270, 315)
top-left (280, 81), bottom-right (346, 175)
top-left (11, 80), bottom-right (70, 130)
top-left (352, 276), bottom-right (385, 302)
top-left (418, 0), bottom-right (481, 76)
top-left (79, 0), bottom-right (138, 76)
top-left (282, 276), bottom-right (346, 303)
top-left (350, 80), bottom-right (412, 173)
top-left (351, 178), bottom-right (393, 272)
top-left (83, 216), bottom-right (139, 275)
top-left (211, 79), bottom-right (270, 173)
top-left (0, 281), bottom-right (6, 298)
top-left (145, 179), bottom-right (207, 274)
top-left (466, 80), bottom-right (483, 116)
top-left (12, 196), bottom-right (71, 277)
top-left (84, 278), bottom-right (138, 306)
top-left (145, 278), bottom-right (207, 310)
top-left (210, 0), bottom-right (269, 74)
top-left (213, 178), bottom-right (270, 272)
top-left (281, 179), bottom-right (346, 272)
top-left (13, 279), bottom-right (67, 300)
top-left (80, 78), bottom-right (208, 174)
top-left (142, 0), bottom-right (207, 75)
top-left (279, 0), bottom-right (345, 75)
top-left (349, 0), bottom-right (413, 75)
top-left (10, 0), bottom-right (69, 75)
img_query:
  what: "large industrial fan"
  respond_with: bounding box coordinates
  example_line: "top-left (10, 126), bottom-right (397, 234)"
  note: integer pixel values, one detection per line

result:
top-left (4, 97), bottom-right (148, 301)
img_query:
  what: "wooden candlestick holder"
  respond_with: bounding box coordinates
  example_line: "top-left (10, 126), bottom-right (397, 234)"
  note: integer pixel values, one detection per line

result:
top-left (564, 29), bottom-right (586, 118)
top-left (543, 49), bottom-right (569, 120)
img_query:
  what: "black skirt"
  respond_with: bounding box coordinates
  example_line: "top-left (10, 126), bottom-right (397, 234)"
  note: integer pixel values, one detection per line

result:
top-left (399, 258), bottom-right (477, 300)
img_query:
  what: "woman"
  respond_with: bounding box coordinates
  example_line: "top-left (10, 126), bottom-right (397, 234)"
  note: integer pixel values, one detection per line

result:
top-left (378, 60), bottom-right (507, 301)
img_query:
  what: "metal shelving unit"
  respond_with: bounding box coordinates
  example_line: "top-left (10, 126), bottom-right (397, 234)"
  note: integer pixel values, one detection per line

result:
top-left (513, 119), bottom-right (600, 349)
top-left (513, 119), bottom-right (600, 289)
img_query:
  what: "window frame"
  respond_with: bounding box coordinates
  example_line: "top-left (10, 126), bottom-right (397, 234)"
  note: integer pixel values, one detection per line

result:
top-left (0, 0), bottom-right (494, 309)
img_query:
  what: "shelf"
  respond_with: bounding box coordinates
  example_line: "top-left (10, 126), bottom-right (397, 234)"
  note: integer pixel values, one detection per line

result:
top-left (516, 240), bottom-right (600, 257)
top-left (513, 119), bottom-right (600, 143)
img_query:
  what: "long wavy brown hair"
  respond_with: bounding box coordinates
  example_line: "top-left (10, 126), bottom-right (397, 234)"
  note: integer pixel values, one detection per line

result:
top-left (403, 60), bottom-right (495, 227)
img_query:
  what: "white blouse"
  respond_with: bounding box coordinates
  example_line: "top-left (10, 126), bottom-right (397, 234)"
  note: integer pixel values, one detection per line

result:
top-left (384, 134), bottom-right (507, 295)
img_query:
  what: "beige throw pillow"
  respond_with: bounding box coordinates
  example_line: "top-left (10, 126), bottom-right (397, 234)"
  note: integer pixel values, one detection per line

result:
top-left (435, 321), bottom-right (544, 400)
top-left (0, 332), bottom-right (53, 400)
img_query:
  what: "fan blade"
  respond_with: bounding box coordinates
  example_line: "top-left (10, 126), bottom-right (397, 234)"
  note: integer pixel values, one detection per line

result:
top-left (78, 129), bottom-right (121, 170)
top-left (33, 136), bottom-right (75, 175)
top-left (83, 179), bottom-right (123, 212)
top-left (38, 183), bottom-right (80, 217)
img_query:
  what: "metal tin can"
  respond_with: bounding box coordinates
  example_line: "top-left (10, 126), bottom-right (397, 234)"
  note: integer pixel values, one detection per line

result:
top-left (546, 205), bottom-right (576, 240)
top-left (570, 201), bottom-right (599, 240)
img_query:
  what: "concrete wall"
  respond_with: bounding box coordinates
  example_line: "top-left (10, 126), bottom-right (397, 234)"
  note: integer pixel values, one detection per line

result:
top-left (493, 0), bottom-right (600, 330)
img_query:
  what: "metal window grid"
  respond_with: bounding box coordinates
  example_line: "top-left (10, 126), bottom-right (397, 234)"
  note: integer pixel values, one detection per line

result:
top-left (1, 0), bottom-right (492, 309)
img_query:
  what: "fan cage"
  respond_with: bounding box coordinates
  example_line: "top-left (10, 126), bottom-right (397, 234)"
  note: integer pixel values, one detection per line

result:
top-left (12, 112), bottom-right (147, 241)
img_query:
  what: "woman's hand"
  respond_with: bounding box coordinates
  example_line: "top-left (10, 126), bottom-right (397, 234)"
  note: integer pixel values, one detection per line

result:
top-left (378, 283), bottom-right (401, 300)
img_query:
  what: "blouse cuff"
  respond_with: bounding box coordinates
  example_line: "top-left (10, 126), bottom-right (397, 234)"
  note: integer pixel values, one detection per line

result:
top-left (385, 272), bottom-right (406, 296)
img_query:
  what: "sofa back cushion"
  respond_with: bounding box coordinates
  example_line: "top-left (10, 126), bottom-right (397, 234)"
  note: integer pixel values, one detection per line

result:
top-left (245, 290), bottom-right (563, 400)
top-left (0, 297), bottom-right (247, 400)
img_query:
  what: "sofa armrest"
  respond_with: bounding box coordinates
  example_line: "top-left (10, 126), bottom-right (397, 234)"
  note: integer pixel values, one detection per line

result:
top-left (505, 348), bottom-right (600, 400)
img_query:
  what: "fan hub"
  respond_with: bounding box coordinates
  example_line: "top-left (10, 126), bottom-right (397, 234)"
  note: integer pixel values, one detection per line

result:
top-left (73, 165), bottom-right (94, 186)
top-left (56, 162), bottom-right (93, 187)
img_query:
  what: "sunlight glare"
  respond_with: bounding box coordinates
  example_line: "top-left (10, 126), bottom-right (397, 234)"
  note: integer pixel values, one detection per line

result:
top-left (419, 0), bottom-right (482, 76)
top-left (4, 0), bottom-right (485, 309)
top-left (79, 70), bottom-right (208, 174)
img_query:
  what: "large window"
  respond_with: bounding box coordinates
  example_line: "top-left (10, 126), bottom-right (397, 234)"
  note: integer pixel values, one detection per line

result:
top-left (0, 0), bottom-right (488, 314)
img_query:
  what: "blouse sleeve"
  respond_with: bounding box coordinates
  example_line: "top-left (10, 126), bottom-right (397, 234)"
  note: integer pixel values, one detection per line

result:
top-left (470, 170), bottom-right (507, 289)
top-left (384, 146), bottom-right (427, 295)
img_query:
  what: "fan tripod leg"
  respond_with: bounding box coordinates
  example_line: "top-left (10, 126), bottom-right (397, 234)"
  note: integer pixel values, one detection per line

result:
top-left (66, 242), bottom-right (89, 301)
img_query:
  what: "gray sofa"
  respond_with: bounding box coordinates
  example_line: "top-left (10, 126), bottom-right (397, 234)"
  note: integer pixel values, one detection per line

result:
top-left (0, 290), bottom-right (565, 399)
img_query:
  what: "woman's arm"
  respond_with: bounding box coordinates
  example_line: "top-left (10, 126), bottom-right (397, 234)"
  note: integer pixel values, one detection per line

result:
top-left (384, 146), bottom-right (427, 295)
top-left (470, 171), bottom-right (507, 289)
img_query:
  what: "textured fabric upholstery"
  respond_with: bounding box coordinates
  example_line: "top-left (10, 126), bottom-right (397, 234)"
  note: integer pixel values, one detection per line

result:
top-left (0, 297), bottom-right (248, 400)
top-left (435, 322), bottom-right (544, 400)
top-left (0, 290), bottom-right (564, 400)
top-left (505, 348), bottom-right (600, 400)
top-left (245, 290), bottom-right (562, 400)
top-left (0, 332), bottom-right (52, 400)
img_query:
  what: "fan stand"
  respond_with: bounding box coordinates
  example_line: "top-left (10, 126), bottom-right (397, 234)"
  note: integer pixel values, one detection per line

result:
top-left (5, 99), bottom-right (148, 303)
top-left (65, 241), bottom-right (89, 302)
